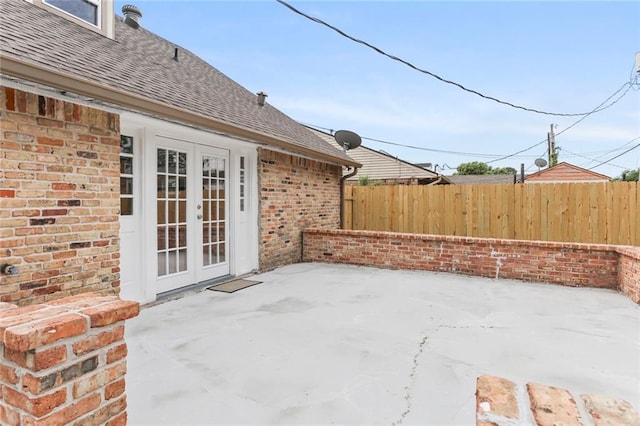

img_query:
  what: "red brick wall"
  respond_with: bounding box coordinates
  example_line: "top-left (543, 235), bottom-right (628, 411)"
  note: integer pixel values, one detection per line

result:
top-left (617, 246), bottom-right (640, 303)
top-left (302, 229), bottom-right (620, 289)
top-left (0, 293), bottom-right (139, 425)
top-left (1, 87), bottom-right (121, 306)
top-left (258, 149), bottom-right (342, 271)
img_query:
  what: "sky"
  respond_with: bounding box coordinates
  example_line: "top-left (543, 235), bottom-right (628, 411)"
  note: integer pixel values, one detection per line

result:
top-left (115, 1), bottom-right (640, 178)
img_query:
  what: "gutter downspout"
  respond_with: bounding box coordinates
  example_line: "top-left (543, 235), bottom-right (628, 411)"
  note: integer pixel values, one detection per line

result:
top-left (340, 167), bottom-right (359, 229)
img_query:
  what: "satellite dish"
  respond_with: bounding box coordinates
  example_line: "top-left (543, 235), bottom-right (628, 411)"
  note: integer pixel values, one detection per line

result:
top-left (534, 158), bottom-right (548, 168)
top-left (334, 130), bottom-right (361, 151)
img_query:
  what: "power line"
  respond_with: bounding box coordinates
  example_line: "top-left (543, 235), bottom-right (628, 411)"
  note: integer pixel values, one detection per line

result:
top-left (486, 81), bottom-right (633, 164)
top-left (588, 137), bottom-right (640, 170)
top-left (554, 82), bottom-right (633, 137)
top-left (303, 79), bottom-right (634, 163)
top-left (362, 135), bottom-right (504, 158)
top-left (304, 76), bottom-right (633, 165)
top-left (559, 147), bottom-right (628, 170)
top-left (570, 136), bottom-right (640, 169)
top-left (304, 117), bottom-right (637, 165)
top-left (485, 140), bottom-right (547, 164)
top-left (302, 122), bottom-right (536, 158)
top-left (276, 0), bottom-right (628, 117)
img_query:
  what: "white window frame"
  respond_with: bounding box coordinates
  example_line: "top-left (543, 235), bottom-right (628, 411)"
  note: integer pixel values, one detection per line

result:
top-left (120, 134), bottom-right (135, 216)
top-left (43, 0), bottom-right (101, 28)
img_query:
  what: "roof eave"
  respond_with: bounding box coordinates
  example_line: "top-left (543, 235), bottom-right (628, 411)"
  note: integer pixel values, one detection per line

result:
top-left (1, 53), bottom-right (360, 168)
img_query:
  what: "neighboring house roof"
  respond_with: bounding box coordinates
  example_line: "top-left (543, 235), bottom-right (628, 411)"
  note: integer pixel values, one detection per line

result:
top-left (0, 1), bottom-right (357, 167)
top-left (525, 162), bottom-right (610, 182)
top-left (309, 128), bottom-right (443, 182)
top-left (446, 174), bottom-right (516, 185)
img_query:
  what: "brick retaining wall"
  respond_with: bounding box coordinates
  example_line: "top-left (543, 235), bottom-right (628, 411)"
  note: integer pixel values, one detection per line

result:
top-left (617, 246), bottom-right (640, 303)
top-left (302, 229), bottom-right (640, 303)
top-left (0, 292), bottom-right (139, 425)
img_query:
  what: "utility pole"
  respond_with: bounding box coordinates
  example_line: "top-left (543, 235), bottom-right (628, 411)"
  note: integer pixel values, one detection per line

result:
top-left (547, 124), bottom-right (558, 167)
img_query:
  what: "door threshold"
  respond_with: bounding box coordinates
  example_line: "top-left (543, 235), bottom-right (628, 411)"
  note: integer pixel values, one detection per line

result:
top-left (149, 275), bottom-right (234, 307)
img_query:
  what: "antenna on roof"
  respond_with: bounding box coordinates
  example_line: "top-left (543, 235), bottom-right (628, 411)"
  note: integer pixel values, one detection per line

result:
top-left (334, 130), bottom-right (361, 152)
top-left (122, 4), bottom-right (142, 29)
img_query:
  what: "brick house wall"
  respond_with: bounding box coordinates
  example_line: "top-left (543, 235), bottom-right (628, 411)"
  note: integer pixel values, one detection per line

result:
top-left (258, 149), bottom-right (342, 271)
top-left (1, 87), bottom-right (121, 306)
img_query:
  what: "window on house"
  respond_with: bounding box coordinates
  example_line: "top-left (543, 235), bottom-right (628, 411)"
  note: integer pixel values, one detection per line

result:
top-left (239, 156), bottom-right (246, 212)
top-left (120, 135), bottom-right (134, 215)
top-left (44, 0), bottom-right (100, 26)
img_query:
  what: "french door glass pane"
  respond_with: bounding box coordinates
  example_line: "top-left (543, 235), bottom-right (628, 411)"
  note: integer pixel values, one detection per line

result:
top-left (157, 148), bottom-right (188, 277)
top-left (202, 154), bottom-right (226, 267)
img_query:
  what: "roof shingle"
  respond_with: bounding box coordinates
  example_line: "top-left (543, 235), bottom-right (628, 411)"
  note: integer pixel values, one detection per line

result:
top-left (0, 1), bottom-right (353, 164)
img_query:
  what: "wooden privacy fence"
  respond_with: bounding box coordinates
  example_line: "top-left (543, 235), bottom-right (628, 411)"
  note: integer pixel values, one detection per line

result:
top-left (343, 182), bottom-right (640, 246)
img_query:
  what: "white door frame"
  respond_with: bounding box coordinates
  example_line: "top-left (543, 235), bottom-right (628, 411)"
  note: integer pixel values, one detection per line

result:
top-left (118, 126), bottom-right (145, 302)
top-left (120, 111), bottom-right (258, 303)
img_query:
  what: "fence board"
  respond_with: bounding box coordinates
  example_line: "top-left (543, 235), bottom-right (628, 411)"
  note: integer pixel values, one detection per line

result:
top-left (346, 182), bottom-right (639, 246)
top-left (343, 185), bottom-right (353, 230)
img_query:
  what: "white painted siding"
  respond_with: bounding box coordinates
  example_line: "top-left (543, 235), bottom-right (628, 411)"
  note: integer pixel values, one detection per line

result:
top-left (310, 129), bottom-right (437, 181)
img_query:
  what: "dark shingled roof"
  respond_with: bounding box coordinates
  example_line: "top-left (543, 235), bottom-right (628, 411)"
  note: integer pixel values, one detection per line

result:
top-left (445, 174), bottom-right (516, 185)
top-left (0, 1), bottom-right (353, 164)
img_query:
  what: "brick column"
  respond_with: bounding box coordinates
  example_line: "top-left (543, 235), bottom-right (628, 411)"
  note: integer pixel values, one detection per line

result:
top-left (0, 293), bottom-right (139, 425)
top-left (617, 246), bottom-right (640, 303)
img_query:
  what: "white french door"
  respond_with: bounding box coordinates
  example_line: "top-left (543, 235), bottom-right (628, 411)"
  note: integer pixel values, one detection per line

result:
top-left (154, 136), bottom-right (230, 294)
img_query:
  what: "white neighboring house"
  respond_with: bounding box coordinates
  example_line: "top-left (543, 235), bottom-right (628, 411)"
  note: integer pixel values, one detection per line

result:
top-left (309, 128), bottom-right (446, 185)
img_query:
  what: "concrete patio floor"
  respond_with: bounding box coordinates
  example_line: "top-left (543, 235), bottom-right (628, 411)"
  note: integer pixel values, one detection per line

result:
top-left (125, 263), bottom-right (640, 425)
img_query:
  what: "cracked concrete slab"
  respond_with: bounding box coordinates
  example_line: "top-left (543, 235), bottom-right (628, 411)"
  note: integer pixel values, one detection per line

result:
top-left (125, 263), bottom-right (639, 425)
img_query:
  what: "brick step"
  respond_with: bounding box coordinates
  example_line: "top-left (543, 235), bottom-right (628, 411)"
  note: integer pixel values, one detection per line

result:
top-left (476, 375), bottom-right (640, 425)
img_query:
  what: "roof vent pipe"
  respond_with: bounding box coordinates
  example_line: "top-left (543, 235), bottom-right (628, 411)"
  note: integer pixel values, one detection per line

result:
top-left (122, 4), bottom-right (142, 29)
top-left (256, 91), bottom-right (268, 106)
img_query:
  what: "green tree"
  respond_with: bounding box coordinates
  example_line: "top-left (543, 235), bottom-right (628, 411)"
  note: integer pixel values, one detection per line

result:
top-left (455, 161), bottom-right (491, 175)
top-left (550, 147), bottom-right (559, 167)
top-left (615, 169), bottom-right (639, 181)
top-left (358, 175), bottom-right (371, 186)
top-left (455, 162), bottom-right (515, 175)
top-left (491, 167), bottom-right (517, 175)
top-left (359, 175), bottom-right (383, 185)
